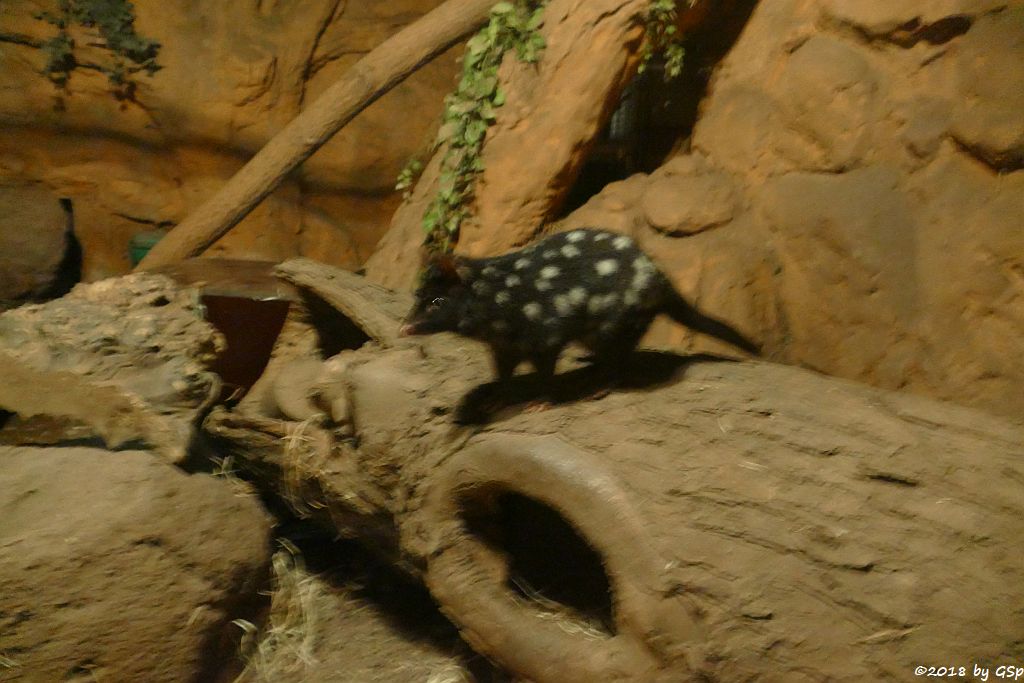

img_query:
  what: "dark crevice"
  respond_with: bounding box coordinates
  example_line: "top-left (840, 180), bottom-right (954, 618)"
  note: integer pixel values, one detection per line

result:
top-left (37, 198), bottom-right (82, 301)
top-left (831, 14), bottom-right (974, 49)
top-left (950, 136), bottom-right (1024, 174)
top-left (865, 472), bottom-right (919, 487)
top-left (558, 0), bottom-right (759, 215)
top-left (111, 211), bottom-right (176, 228)
top-left (298, 290), bottom-right (372, 359)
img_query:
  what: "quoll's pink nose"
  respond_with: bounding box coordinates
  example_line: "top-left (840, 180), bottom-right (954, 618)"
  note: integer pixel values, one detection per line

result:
top-left (399, 323), bottom-right (416, 336)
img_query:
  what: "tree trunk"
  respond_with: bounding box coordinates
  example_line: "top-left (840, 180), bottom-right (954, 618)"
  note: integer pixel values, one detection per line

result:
top-left (208, 262), bottom-right (1024, 682)
top-left (134, 0), bottom-right (499, 271)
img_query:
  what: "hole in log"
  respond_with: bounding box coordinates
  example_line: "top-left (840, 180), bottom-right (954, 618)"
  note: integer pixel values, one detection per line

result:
top-left (298, 290), bottom-right (372, 359)
top-left (459, 489), bottom-right (616, 636)
top-left (202, 294), bottom-right (291, 401)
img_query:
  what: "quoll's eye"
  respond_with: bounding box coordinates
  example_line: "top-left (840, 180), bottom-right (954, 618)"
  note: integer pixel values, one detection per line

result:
top-left (428, 296), bottom-right (447, 310)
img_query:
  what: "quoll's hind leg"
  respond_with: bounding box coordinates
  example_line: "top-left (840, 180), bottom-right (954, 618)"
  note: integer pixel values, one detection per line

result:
top-left (585, 313), bottom-right (654, 394)
top-left (491, 347), bottom-right (522, 384)
top-left (529, 350), bottom-right (560, 385)
top-left (521, 349), bottom-right (561, 411)
top-left (455, 347), bottom-right (521, 424)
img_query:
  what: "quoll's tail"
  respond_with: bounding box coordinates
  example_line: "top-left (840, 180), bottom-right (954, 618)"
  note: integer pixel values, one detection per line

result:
top-left (663, 287), bottom-right (760, 356)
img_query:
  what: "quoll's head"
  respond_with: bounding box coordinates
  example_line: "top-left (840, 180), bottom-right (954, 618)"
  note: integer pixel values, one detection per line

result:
top-left (400, 253), bottom-right (469, 336)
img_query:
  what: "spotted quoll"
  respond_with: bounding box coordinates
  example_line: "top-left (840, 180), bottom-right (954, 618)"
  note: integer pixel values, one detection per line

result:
top-left (400, 228), bottom-right (759, 384)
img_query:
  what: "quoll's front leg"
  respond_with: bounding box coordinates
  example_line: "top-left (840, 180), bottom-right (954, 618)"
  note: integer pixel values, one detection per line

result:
top-left (491, 347), bottom-right (522, 384)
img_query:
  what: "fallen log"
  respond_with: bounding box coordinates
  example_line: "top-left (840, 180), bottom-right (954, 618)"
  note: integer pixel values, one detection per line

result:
top-left (207, 264), bottom-right (1024, 682)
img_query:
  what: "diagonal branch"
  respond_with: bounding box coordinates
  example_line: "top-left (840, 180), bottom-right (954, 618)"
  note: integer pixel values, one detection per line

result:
top-left (135, 0), bottom-right (500, 271)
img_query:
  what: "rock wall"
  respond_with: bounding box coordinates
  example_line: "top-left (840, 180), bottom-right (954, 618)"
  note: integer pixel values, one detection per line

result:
top-left (560, 0), bottom-right (1024, 419)
top-left (0, 0), bottom-right (458, 280)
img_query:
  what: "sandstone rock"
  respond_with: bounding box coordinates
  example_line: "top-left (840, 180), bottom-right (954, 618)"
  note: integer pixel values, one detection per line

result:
top-left (690, 86), bottom-right (796, 177)
top-left (775, 34), bottom-right (883, 172)
top-left (948, 7), bottom-right (1024, 171)
top-left (0, 184), bottom-right (74, 308)
top-left (820, 0), bottom-right (1008, 40)
top-left (0, 446), bottom-right (272, 683)
top-left (757, 165), bottom-right (919, 378)
top-left (641, 156), bottom-right (738, 235)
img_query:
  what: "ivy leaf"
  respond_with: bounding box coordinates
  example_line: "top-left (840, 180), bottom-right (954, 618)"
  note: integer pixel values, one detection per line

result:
top-left (464, 119), bottom-right (488, 145)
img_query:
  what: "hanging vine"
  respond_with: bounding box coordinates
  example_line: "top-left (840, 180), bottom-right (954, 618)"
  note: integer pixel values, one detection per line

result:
top-left (404, 0), bottom-right (547, 255)
top-left (641, 0), bottom-right (695, 79)
top-left (36, 0), bottom-right (161, 101)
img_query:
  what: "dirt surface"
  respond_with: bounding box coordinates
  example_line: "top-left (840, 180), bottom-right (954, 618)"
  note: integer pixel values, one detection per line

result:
top-left (0, 446), bottom-right (272, 683)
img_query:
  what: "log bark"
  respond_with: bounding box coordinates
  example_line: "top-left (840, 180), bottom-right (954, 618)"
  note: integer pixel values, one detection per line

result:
top-left (206, 264), bottom-right (1024, 682)
top-left (0, 273), bottom-right (222, 463)
top-left (134, 0), bottom-right (499, 271)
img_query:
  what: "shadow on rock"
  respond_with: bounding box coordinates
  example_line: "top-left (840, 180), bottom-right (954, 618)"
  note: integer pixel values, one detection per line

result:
top-left (455, 351), bottom-right (740, 424)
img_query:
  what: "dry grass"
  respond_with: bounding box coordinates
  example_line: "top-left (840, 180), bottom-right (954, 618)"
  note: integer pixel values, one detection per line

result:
top-left (280, 417), bottom-right (321, 517)
top-left (233, 540), bottom-right (322, 683)
top-left (508, 576), bottom-right (610, 640)
top-left (424, 663), bottom-right (475, 683)
top-left (210, 454), bottom-right (258, 498)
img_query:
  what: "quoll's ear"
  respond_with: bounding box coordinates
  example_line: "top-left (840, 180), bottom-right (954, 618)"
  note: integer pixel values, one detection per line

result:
top-left (427, 252), bottom-right (468, 283)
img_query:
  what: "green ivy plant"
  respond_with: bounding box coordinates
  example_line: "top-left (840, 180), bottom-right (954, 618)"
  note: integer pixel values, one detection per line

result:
top-left (413, 0), bottom-right (547, 254)
top-left (640, 0), bottom-right (691, 80)
top-left (36, 0), bottom-right (161, 100)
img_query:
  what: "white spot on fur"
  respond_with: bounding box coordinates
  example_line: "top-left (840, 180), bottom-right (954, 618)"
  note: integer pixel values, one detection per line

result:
top-left (632, 256), bottom-right (655, 289)
top-left (543, 250), bottom-right (558, 259)
top-left (566, 230), bottom-right (586, 243)
top-left (593, 232), bottom-right (610, 241)
top-left (535, 279), bottom-right (553, 291)
top-left (539, 265), bottom-right (560, 279)
top-left (514, 258), bottom-right (531, 270)
top-left (623, 288), bottom-right (640, 306)
top-left (595, 259), bottom-right (619, 276)
top-left (482, 265), bottom-right (498, 276)
top-left (568, 287), bottom-right (587, 305)
top-left (553, 294), bottom-right (572, 316)
top-left (505, 274), bottom-right (521, 287)
top-left (471, 281), bottom-right (490, 295)
top-left (561, 244), bottom-right (581, 258)
top-left (612, 235), bottom-right (632, 250)
top-left (523, 302), bottom-right (543, 320)
top-left (587, 293), bottom-right (618, 314)
top-left (495, 290), bottom-right (511, 305)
